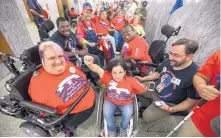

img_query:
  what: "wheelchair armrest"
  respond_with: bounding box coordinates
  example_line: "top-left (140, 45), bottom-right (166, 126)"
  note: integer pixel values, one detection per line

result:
top-left (20, 101), bottom-right (57, 115)
top-left (35, 81), bottom-right (91, 127)
top-left (136, 61), bottom-right (158, 68)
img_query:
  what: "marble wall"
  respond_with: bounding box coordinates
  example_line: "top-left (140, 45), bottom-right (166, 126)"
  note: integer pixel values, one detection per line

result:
top-left (145, 0), bottom-right (220, 65)
top-left (15, 0), bottom-right (30, 23)
top-left (0, 0), bottom-right (34, 79)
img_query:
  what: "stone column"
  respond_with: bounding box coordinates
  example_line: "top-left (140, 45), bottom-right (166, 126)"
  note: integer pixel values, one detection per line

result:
top-left (0, 0), bottom-right (34, 79)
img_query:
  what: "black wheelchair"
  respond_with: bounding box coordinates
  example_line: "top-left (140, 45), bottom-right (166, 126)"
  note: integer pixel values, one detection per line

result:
top-left (38, 20), bottom-right (55, 41)
top-left (0, 46), bottom-right (94, 137)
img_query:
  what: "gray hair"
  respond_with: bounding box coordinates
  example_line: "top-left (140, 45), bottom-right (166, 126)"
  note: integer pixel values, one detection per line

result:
top-left (39, 41), bottom-right (64, 59)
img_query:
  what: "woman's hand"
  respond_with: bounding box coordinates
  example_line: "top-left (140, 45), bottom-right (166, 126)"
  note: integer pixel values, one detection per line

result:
top-left (88, 42), bottom-right (96, 47)
top-left (84, 55), bottom-right (94, 66)
top-left (197, 84), bottom-right (220, 101)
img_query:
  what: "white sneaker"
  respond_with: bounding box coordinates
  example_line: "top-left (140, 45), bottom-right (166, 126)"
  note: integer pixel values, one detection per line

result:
top-left (119, 129), bottom-right (127, 137)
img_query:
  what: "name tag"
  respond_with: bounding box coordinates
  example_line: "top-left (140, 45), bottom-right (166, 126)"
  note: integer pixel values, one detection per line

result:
top-left (171, 77), bottom-right (181, 86)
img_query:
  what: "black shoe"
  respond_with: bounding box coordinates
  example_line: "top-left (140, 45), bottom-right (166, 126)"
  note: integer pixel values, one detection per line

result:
top-left (62, 128), bottom-right (74, 137)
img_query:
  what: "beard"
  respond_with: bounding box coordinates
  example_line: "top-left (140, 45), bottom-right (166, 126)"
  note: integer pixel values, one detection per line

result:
top-left (170, 59), bottom-right (186, 67)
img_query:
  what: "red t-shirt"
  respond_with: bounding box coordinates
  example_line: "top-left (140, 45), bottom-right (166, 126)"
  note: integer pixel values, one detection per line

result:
top-left (76, 18), bottom-right (98, 41)
top-left (121, 36), bottom-right (152, 63)
top-left (96, 17), bottom-right (111, 36)
top-left (111, 16), bottom-right (126, 31)
top-left (191, 50), bottom-right (220, 136)
top-left (100, 71), bottom-right (147, 105)
top-left (28, 62), bottom-right (95, 114)
top-left (69, 10), bottom-right (78, 17)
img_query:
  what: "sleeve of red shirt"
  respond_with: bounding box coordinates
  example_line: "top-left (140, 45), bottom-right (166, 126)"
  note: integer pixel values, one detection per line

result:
top-left (197, 50), bottom-right (219, 79)
top-left (130, 77), bottom-right (147, 94)
top-left (99, 71), bottom-right (112, 86)
top-left (131, 38), bottom-right (146, 59)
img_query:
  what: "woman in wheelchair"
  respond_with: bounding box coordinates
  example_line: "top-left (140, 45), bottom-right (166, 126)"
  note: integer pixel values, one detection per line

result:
top-left (29, 41), bottom-right (95, 136)
top-left (121, 25), bottom-right (152, 76)
top-left (84, 55), bottom-right (147, 137)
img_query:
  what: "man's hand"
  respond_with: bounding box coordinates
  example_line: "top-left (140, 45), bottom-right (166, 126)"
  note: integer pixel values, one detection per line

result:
top-left (159, 102), bottom-right (174, 112)
top-left (84, 55), bottom-right (94, 66)
top-left (88, 42), bottom-right (96, 47)
top-left (39, 15), bottom-right (45, 19)
top-left (197, 84), bottom-right (220, 101)
top-left (135, 76), bottom-right (145, 82)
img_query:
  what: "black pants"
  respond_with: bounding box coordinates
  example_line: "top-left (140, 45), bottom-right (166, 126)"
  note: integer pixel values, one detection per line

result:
top-left (33, 18), bottom-right (49, 41)
top-left (87, 47), bottom-right (105, 67)
top-left (63, 106), bottom-right (95, 132)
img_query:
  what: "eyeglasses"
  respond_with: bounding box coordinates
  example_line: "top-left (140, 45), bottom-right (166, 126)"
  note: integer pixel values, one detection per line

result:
top-left (169, 52), bottom-right (186, 58)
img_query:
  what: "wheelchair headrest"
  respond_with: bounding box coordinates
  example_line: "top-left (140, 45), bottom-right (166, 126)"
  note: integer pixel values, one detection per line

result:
top-left (41, 20), bottom-right (55, 33)
top-left (161, 24), bottom-right (175, 39)
top-left (9, 65), bottom-right (42, 101)
top-left (22, 45), bottom-right (41, 66)
top-left (149, 40), bottom-right (166, 62)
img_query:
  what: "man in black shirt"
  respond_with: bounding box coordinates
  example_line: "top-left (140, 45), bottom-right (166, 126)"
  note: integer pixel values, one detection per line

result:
top-left (51, 17), bottom-right (101, 86)
top-left (135, 38), bottom-right (201, 122)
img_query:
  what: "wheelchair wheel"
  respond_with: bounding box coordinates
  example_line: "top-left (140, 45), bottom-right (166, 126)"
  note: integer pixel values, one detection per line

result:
top-left (133, 95), bottom-right (139, 131)
top-left (20, 122), bottom-right (50, 137)
top-left (96, 89), bottom-right (105, 130)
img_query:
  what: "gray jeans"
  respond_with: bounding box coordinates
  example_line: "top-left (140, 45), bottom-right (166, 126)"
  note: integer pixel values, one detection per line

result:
top-left (138, 81), bottom-right (176, 122)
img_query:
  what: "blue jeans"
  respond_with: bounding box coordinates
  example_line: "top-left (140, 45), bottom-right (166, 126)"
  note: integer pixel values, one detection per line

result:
top-left (103, 99), bottom-right (133, 132)
top-left (113, 31), bottom-right (124, 48)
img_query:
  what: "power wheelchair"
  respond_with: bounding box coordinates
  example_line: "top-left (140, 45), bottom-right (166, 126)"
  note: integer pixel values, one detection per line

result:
top-left (0, 45), bottom-right (94, 137)
top-left (127, 24), bottom-right (181, 77)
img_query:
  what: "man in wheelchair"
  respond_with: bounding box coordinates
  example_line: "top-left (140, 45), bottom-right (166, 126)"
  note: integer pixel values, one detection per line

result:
top-left (135, 38), bottom-right (201, 123)
top-left (121, 25), bottom-right (152, 76)
top-left (84, 55), bottom-right (147, 137)
top-left (50, 17), bottom-right (102, 87)
top-left (29, 41), bottom-right (95, 136)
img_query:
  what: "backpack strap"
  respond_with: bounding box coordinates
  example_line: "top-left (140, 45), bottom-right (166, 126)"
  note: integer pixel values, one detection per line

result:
top-left (81, 20), bottom-right (94, 30)
top-left (81, 21), bottom-right (88, 29)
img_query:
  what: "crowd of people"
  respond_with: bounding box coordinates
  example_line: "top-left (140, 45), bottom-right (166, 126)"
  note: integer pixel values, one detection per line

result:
top-left (26, 0), bottom-right (220, 137)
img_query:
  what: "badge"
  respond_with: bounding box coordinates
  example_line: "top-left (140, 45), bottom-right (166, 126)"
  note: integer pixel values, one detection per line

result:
top-left (69, 67), bottom-right (76, 74)
top-left (33, 71), bottom-right (40, 76)
top-left (171, 77), bottom-right (181, 86)
top-left (109, 80), bottom-right (118, 86)
top-left (163, 67), bottom-right (167, 72)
